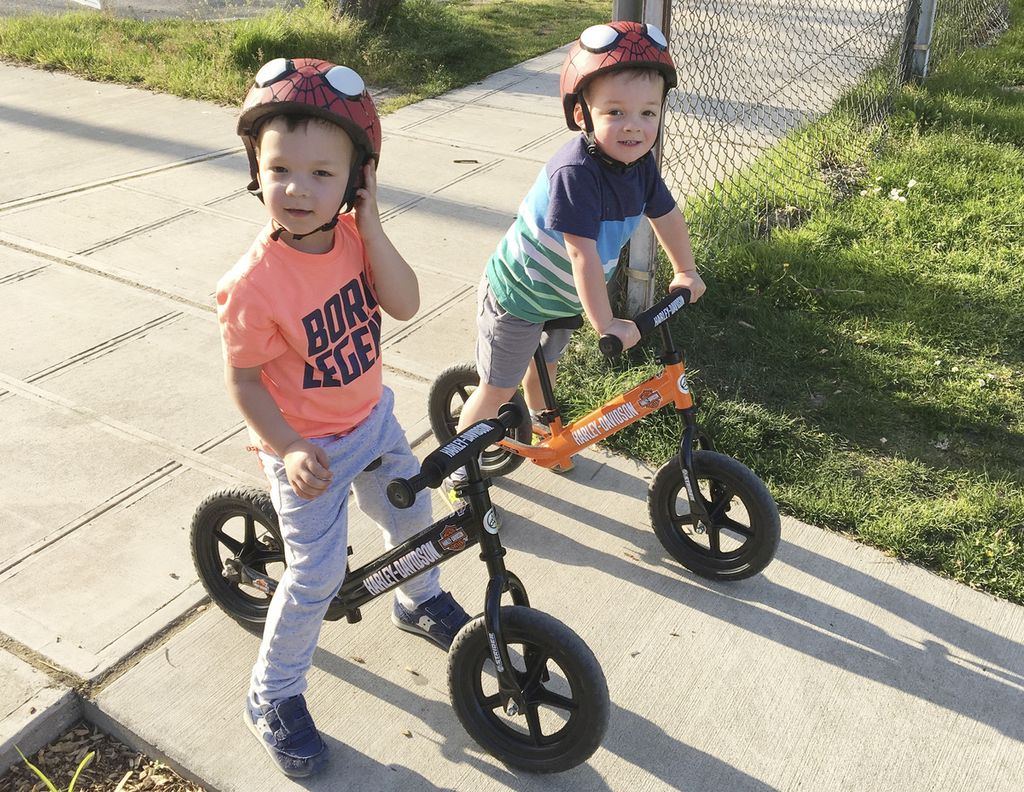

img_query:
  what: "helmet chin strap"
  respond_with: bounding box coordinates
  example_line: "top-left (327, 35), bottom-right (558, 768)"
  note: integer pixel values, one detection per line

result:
top-left (269, 214), bottom-right (340, 242)
top-left (577, 96), bottom-right (649, 174)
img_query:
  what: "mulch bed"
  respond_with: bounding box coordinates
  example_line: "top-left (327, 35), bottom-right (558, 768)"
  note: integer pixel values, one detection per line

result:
top-left (1, 721), bottom-right (206, 791)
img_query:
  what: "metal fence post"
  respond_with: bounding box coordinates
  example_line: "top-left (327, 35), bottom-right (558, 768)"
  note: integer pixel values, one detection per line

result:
top-left (613, 1), bottom-right (643, 22)
top-left (911, 0), bottom-right (938, 78)
top-left (620, 0), bottom-right (672, 315)
top-left (899, 0), bottom-right (923, 84)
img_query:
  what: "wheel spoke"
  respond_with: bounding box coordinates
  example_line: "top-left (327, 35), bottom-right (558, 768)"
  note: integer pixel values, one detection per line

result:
top-left (213, 528), bottom-right (243, 555)
top-left (481, 693), bottom-right (503, 711)
top-left (719, 514), bottom-right (755, 539)
top-left (706, 485), bottom-right (735, 520)
top-left (524, 704), bottom-right (545, 746)
top-left (535, 688), bottom-right (578, 713)
top-left (248, 548), bottom-right (284, 570)
top-left (243, 513), bottom-right (256, 548)
top-left (522, 651), bottom-right (551, 690)
top-left (707, 523), bottom-right (722, 554)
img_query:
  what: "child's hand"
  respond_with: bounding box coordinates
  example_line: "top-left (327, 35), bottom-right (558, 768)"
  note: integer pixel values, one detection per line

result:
top-left (353, 161), bottom-right (384, 240)
top-left (602, 318), bottom-right (641, 351)
top-left (669, 269), bottom-right (707, 302)
top-left (282, 439), bottom-right (333, 499)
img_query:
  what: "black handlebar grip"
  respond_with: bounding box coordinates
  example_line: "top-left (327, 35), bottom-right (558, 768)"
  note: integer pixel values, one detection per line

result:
top-left (496, 401), bottom-right (524, 431)
top-left (599, 334), bottom-right (623, 359)
top-left (634, 287), bottom-right (691, 336)
top-left (598, 288), bottom-right (692, 359)
top-left (386, 477), bottom-right (417, 509)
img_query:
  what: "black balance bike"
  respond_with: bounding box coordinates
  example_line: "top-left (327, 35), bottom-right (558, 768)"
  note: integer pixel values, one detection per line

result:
top-left (190, 404), bottom-right (609, 773)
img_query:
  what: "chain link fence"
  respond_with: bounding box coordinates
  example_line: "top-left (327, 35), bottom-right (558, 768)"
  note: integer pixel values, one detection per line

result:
top-left (658, 0), bottom-right (1010, 258)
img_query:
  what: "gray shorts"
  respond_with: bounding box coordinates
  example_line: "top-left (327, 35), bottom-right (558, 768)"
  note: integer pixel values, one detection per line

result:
top-left (475, 277), bottom-right (574, 388)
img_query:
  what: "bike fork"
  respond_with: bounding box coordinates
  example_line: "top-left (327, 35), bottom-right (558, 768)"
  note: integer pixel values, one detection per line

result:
top-left (476, 502), bottom-right (537, 715)
top-left (677, 406), bottom-right (712, 525)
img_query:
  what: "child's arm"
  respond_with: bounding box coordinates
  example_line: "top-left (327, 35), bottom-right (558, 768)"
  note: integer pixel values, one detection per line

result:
top-left (353, 162), bottom-right (420, 321)
top-left (564, 232), bottom-right (641, 351)
top-left (225, 365), bottom-right (333, 500)
top-left (649, 207), bottom-right (707, 301)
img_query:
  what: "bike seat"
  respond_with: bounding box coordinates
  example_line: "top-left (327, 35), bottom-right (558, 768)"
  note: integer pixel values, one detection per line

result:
top-left (543, 314), bottom-right (584, 332)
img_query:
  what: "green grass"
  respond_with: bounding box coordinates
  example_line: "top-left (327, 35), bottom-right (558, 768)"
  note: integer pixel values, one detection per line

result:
top-left (0, 0), bottom-right (609, 110)
top-left (560, 1), bottom-right (1024, 603)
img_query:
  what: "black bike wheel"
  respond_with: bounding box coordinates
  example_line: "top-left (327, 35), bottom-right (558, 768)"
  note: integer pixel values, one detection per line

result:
top-left (190, 487), bottom-right (347, 628)
top-left (648, 450), bottom-right (781, 580)
top-left (428, 361), bottom-right (531, 478)
top-left (448, 606), bottom-right (609, 773)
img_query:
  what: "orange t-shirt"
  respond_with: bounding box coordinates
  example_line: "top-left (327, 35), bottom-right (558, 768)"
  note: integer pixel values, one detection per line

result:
top-left (216, 217), bottom-right (383, 443)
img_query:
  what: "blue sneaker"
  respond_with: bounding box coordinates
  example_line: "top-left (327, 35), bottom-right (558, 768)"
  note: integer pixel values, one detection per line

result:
top-left (392, 591), bottom-right (471, 650)
top-left (244, 693), bottom-right (327, 778)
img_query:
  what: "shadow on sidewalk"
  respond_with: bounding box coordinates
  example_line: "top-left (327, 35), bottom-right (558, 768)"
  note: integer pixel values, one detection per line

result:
top-left (494, 471), bottom-right (1024, 744)
top-left (311, 648), bottom-right (777, 792)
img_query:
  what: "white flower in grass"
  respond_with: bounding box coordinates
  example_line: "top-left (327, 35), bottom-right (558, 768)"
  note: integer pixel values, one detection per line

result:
top-left (907, 179), bottom-right (918, 189)
top-left (889, 188), bottom-right (906, 202)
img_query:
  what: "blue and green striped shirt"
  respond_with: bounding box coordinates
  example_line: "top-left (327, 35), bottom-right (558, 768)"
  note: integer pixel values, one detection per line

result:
top-left (486, 136), bottom-right (675, 322)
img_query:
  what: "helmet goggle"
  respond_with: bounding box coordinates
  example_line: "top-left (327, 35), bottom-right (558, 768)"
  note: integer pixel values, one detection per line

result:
top-left (578, 22), bottom-right (668, 53)
top-left (253, 58), bottom-right (368, 101)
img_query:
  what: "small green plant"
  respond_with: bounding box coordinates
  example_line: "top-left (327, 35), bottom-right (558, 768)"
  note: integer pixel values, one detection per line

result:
top-left (15, 746), bottom-right (96, 792)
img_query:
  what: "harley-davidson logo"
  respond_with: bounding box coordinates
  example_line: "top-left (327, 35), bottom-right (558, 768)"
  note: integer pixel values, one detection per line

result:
top-left (439, 524), bottom-right (468, 552)
top-left (638, 389), bottom-right (661, 409)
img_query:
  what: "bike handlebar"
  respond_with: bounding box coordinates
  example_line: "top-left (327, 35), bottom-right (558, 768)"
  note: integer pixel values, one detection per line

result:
top-left (598, 288), bottom-right (691, 359)
top-left (386, 402), bottom-right (524, 509)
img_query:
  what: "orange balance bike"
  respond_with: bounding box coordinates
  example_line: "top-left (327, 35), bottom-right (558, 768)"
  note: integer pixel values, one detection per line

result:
top-left (428, 289), bottom-right (781, 581)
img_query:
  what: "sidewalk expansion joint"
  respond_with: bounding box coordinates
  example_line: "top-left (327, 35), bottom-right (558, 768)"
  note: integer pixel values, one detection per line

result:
top-left (380, 283), bottom-right (474, 349)
top-left (82, 602), bottom-right (212, 699)
top-left (0, 372), bottom-right (263, 490)
top-left (516, 127), bottom-right (567, 154)
top-left (24, 312), bottom-right (184, 384)
top-left (0, 265), bottom-right (48, 285)
top-left (0, 147), bottom-right (242, 214)
top-left (385, 128), bottom-right (550, 165)
top-left (0, 233), bottom-right (215, 316)
top-left (0, 461), bottom-right (183, 578)
top-left (75, 208), bottom-right (196, 256)
top-left (0, 633), bottom-right (83, 691)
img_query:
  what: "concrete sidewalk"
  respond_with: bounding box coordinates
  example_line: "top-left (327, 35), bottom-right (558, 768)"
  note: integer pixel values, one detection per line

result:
top-left (1, 53), bottom-right (1022, 792)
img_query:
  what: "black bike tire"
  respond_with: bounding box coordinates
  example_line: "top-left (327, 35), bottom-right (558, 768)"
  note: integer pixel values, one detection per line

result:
top-left (648, 450), bottom-right (780, 580)
top-left (190, 487), bottom-right (349, 628)
top-left (427, 362), bottom-right (531, 478)
top-left (447, 606), bottom-right (609, 773)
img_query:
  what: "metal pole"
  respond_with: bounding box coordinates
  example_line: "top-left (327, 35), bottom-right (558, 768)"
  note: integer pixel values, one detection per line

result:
top-left (613, 0), bottom-right (644, 21)
top-left (911, 0), bottom-right (937, 79)
top-left (624, 0), bottom-right (671, 314)
top-left (898, 0), bottom-right (922, 84)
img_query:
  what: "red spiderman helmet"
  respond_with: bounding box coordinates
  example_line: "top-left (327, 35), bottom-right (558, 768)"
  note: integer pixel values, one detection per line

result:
top-left (238, 58), bottom-right (382, 214)
top-left (559, 21), bottom-right (677, 132)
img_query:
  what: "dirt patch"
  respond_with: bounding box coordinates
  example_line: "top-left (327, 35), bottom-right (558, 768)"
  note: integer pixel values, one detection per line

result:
top-left (1, 721), bottom-right (205, 792)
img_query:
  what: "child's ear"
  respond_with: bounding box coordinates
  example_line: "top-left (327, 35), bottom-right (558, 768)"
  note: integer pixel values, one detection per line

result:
top-left (572, 101), bottom-right (585, 129)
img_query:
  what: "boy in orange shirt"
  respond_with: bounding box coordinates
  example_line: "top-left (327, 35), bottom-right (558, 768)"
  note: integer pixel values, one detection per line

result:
top-left (216, 58), bottom-right (469, 778)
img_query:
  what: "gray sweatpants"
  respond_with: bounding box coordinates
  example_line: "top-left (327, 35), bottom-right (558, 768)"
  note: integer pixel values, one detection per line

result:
top-left (250, 387), bottom-right (440, 704)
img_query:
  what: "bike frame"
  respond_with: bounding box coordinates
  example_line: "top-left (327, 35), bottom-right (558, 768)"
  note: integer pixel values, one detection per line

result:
top-left (227, 452), bottom-right (533, 711)
top-left (497, 315), bottom-right (715, 524)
